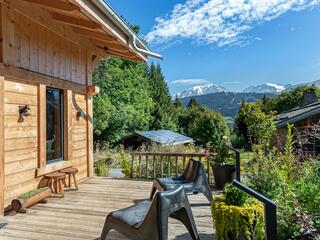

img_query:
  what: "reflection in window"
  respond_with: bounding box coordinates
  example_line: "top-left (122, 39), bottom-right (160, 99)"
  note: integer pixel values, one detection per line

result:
top-left (46, 88), bottom-right (64, 162)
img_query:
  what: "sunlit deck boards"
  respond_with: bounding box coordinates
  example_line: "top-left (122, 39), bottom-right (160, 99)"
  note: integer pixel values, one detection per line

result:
top-left (0, 177), bottom-right (214, 240)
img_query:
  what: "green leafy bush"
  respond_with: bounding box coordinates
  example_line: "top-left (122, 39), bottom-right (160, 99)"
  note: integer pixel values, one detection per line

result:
top-left (245, 124), bottom-right (320, 239)
top-left (212, 196), bottom-right (264, 240)
top-left (223, 183), bottom-right (248, 206)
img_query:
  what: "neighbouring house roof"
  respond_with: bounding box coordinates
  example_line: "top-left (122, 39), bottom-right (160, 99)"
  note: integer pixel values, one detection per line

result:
top-left (275, 101), bottom-right (320, 128)
top-left (128, 130), bottom-right (194, 146)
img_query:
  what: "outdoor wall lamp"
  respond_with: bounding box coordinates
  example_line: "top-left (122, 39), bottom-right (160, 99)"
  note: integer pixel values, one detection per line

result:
top-left (18, 105), bottom-right (31, 123)
top-left (19, 105), bottom-right (31, 117)
top-left (77, 111), bottom-right (85, 120)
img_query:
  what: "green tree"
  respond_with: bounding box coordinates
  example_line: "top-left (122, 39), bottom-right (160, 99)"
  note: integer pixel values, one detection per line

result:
top-left (148, 63), bottom-right (176, 130)
top-left (265, 85), bottom-right (316, 113)
top-left (238, 101), bottom-right (276, 146)
top-left (183, 105), bottom-right (229, 147)
top-left (187, 98), bottom-right (199, 109)
top-left (93, 57), bottom-right (154, 145)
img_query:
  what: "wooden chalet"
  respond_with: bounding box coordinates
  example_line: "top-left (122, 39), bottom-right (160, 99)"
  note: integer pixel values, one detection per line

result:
top-left (0, 0), bottom-right (160, 214)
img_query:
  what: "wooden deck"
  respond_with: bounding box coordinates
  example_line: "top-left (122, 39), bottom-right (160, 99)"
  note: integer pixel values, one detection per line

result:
top-left (0, 177), bottom-right (215, 240)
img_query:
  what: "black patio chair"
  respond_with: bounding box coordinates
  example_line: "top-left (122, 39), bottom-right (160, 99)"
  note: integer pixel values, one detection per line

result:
top-left (150, 158), bottom-right (213, 203)
top-left (100, 185), bottom-right (199, 240)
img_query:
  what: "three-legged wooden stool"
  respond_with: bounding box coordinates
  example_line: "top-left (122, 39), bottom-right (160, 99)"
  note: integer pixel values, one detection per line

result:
top-left (60, 168), bottom-right (79, 190)
top-left (44, 172), bottom-right (66, 198)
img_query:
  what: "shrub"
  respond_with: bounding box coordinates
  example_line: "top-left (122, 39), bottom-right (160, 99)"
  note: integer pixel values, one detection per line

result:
top-left (223, 183), bottom-right (248, 206)
top-left (212, 196), bottom-right (264, 240)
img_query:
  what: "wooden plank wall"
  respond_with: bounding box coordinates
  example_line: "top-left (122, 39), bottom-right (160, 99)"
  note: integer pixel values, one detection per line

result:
top-left (5, 10), bottom-right (87, 85)
top-left (71, 93), bottom-right (88, 180)
top-left (3, 78), bottom-right (89, 207)
top-left (3, 78), bottom-right (39, 206)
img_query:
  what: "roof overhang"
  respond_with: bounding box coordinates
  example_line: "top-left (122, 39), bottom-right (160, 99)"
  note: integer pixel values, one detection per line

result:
top-left (73, 0), bottom-right (162, 61)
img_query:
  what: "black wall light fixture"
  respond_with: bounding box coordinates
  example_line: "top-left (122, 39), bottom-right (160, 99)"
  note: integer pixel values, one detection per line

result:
top-left (18, 105), bottom-right (31, 123)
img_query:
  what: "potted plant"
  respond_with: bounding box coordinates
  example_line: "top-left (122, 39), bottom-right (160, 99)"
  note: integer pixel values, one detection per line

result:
top-left (211, 184), bottom-right (264, 240)
top-left (207, 143), bottom-right (236, 190)
top-left (11, 187), bottom-right (52, 212)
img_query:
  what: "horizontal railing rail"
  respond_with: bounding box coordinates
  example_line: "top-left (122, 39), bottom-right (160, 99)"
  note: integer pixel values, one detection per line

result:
top-left (130, 147), bottom-right (240, 184)
top-left (130, 152), bottom-right (209, 180)
top-left (233, 180), bottom-right (277, 240)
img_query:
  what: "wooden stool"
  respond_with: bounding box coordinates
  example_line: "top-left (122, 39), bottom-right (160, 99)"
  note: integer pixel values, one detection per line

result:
top-left (60, 168), bottom-right (79, 190)
top-left (44, 172), bottom-right (66, 198)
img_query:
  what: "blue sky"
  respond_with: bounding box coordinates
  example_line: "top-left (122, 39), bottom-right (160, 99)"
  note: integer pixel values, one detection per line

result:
top-left (107, 0), bottom-right (320, 95)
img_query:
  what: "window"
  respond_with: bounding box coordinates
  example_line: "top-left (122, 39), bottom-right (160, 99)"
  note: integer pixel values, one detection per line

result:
top-left (46, 88), bottom-right (64, 162)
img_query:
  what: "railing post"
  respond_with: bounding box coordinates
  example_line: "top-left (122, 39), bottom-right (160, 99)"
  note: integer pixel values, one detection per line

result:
top-left (145, 155), bottom-right (148, 180)
top-left (160, 155), bottom-right (163, 177)
top-left (175, 156), bottom-right (178, 176)
top-left (235, 150), bottom-right (240, 181)
top-left (233, 180), bottom-right (277, 240)
top-left (153, 155), bottom-right (156, 179)
top-left (131, 155), bottom-right (134, 178)
top-left (139, 155), bottom-right (142, 179)
top-left (168, 156), bottom-right (171, 176)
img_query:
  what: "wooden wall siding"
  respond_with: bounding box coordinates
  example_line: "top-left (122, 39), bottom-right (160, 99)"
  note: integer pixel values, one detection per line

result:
top-left (3, 78), bottom-right (39, 205)
top-left (2, 79), bottom-right (89, 207)
top-left (71, 93), bottom-right (88, 180)
top-left (5, 10), bottom-right (88, 85)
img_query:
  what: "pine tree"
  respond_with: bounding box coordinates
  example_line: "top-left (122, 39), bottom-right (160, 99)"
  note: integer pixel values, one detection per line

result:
top-left (148, 63), bottom-right (176, 130)
top-left (187, 98), bottom-right (199, 109)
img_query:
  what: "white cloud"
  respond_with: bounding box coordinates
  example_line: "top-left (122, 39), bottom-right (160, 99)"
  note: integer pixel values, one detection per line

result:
top-left (146, 0), bottom-right (320, 47)
top-left (290, 27), bottom-right (295, 31)
top-left (255, 37), bottom-right (263, 41)
top-left (172, 79), bottom-right (209, 84)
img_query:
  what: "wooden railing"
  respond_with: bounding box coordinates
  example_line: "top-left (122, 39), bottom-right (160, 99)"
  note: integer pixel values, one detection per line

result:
top-left (130, 152), bottom-right (208, 180)
top-left (130, 147), bottom-right (240, 184)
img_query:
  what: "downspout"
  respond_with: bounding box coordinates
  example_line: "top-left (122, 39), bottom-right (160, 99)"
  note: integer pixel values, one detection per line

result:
top-left (94, 0), bottom-right (163, 60)
top-left (131, 36), bottom-right (163, 60)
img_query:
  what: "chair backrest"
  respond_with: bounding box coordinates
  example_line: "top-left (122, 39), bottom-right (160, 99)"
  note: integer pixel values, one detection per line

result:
top-left (182, 158), bottom-right (200, 181)
top-left (139, 186), bottom-right (190, 239)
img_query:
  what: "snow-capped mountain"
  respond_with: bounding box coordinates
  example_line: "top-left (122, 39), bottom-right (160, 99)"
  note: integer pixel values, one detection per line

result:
top-left (176, 83), bottom-right (228, 98)
top-left (242, 83), bottom-right (292, 93)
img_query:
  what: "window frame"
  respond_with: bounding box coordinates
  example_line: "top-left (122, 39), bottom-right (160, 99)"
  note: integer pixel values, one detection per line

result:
top-left (46, 87), bottom-right (65, 163)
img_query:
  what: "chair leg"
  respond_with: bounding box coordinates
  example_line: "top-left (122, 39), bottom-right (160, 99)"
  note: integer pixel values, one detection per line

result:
top-left (100, 218), bottom-right (113, 240)
top-left (171, 208), bottom-right (199, 240)
top-left (202, 185), bottom-right (213, 203)
top-left (149, 186), bottom-right (157, 200)
top-left (72, 173), bottom-right (79, 190)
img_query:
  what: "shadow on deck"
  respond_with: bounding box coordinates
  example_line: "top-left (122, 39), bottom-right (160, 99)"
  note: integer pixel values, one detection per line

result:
top-left (0, 177), bottom-right (215, 240)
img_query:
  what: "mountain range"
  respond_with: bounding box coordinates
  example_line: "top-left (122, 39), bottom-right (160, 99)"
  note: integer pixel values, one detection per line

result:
top-left (180, 92), bottom-right (277, 119)
top-left (176, 79), bottom-right (320, 119)
top-left (175, 79), bottom-right (320, 98)
top-left (175, 83), bottom-right (228, 98)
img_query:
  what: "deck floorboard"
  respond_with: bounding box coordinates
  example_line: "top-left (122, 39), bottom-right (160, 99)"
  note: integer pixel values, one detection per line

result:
top-left (0, 177), bottom-right (215, 240)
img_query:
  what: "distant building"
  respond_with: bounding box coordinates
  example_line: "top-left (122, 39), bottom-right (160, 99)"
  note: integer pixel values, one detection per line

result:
top-left (275, 89), bottom-right (320, 154)
top-left (122, 130), bottom-right (193, 149)
top-left (275, 89), bottom-right (320, 129)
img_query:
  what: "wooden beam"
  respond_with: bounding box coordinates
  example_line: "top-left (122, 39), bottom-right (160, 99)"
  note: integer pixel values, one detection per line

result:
top-left (0, 63), bottom-right (87, 94)
top-left (86, 95), bottom-right (93, 177)
top-left (92, 39), bottom-right (130, 53)
top-left (22, 0), bottom-right (80, 13)
top-left (87, 85), bottom-right (99, 96)
top-left (73, 27), bottom-right (116, 43)
top-left (52, 13), bottom-right (101, 30)
top-left (0, 75), bottom-right (4, 214)
top-left (37, 84), bottom-right (46, 172)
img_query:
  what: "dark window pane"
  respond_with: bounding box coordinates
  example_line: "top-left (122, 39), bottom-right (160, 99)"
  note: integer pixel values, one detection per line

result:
top-left (46, 88), bottom-right (64, 162)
